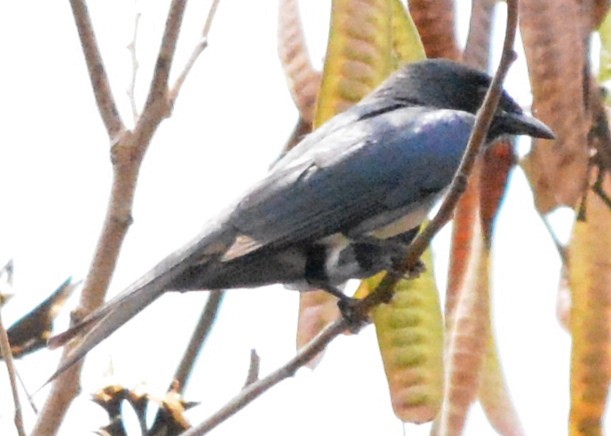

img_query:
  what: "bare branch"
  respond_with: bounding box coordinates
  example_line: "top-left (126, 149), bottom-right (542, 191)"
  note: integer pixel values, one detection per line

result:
top-left (0, 308), bottom-right (26, 436)
top-left (127, 8), bottom-right (142, 122)
top-left (183, 319), bottom-right (348, 435)
top-left (169, 0), bottom-right (222, 102)
top-left (68, 0), bottom-right (125, 139)
top-left (143, 0), bottom-right (188, 114)
top-left (243, 349), bottom-right (260, 388)
top-left (172, 291), bottom-right (225, 394)
top-left (34, 1), bottom-right (198, 433)
top-left (539, 214), bottom-right (568, 265)
top-left (15, 370), bottom-right (38, 414)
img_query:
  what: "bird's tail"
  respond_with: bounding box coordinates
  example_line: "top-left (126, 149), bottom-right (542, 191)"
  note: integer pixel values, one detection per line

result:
top-left (47, 223), bottom-right (235, 380)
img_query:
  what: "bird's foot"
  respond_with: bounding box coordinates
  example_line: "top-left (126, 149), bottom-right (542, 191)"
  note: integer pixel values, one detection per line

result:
top-left (390, 258), bottom-right (426, 280)
top-left (337, 295), bottom-right (369, 333)
top-left (404, 259), bottom-right (426, 279)
top-left (315, 284), bottom-right (369, 332)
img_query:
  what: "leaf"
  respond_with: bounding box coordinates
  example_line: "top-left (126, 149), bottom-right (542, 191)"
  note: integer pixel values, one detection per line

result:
top-left (446, 137), bottom-right (511, 330)
top-left (436, 229), bottom-right (490, 435)
top-left (478, 330), bottom-right (525, 436)
top-left (295, 290), bottom-right (340, 368)
top-left (4, 277), bottom-right (76, 359)
top-left (557, 262), bottom-right (571, 331)
top-left (589, 0), bottom-right (611, 30)
top-left (314, 0), bottom-right (393, 127)
top-left (519, 152), bottom-right (558, 214)
top-left (568, 171), bottom-right (611, 436)
top-left (520, 0), bottom-right (591, 211)
top-left (445, 159), bottom-right (481, 325)
top-left (93, 385), bottom-right (148, 436)
top-left (390, 0), bottom-right (426, 65)
top-left (149, 387), bottom-right (198, 434)
top-left (443, 141), bottom-right (522, 434)
top-left (362, 249), bottom-right (444, 423)
top-left (93, 383), bottom-right (198, 436)
top-left (598, 9), bottom-right (611, 85)
top-left (479, 140), bottom-right (514, 245)
top-left (476, 141), bottom-right (524, 434)
top-left (407, 0), bottom-right (460, 60)
top-left (278, 0), bottom-right (322, 123)
top-left (463, 0), bottom-right (497, 70)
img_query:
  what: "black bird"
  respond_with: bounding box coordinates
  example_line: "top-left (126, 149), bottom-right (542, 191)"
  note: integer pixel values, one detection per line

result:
top-left (49, 59), bottom-right (553, 375)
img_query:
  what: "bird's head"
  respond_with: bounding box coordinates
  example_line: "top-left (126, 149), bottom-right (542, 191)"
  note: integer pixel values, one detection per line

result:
top-left (369, 58), bottom-right (554, 141)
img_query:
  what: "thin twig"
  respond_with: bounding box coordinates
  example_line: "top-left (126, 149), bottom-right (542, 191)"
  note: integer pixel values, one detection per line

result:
top-left (169, 0), bottom-right (222, 102)
top-left (15, 369), bottom-right (38, 414)
top-left (182, 319), bottom-right (348, 436)
top-left (68, 0), bottom-right (125, 139)
top-left (172, 291), bottom-right (225, 394)
top-left (202, 0), bottom-right (221, 37)
top-left (243, 349), bottom-right (260, 388)
top-left (539, 213), bottom-right (568, 265)
top-left (127, 7), bottom-right (142, 122)
top-left (0, 308), bottom-right (26, 436)
top-left (593, 174), bottom-right (611, 210)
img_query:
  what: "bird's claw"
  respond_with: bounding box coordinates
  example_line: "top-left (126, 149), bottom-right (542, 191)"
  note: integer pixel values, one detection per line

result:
top-left (337, 296), bottom-right (369, 333)
top-left (403, 259), bottom-right (425, 279)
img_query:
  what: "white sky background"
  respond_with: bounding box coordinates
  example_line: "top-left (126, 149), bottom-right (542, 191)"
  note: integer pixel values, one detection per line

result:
top-left (0, 0), bottom-right (600, 435)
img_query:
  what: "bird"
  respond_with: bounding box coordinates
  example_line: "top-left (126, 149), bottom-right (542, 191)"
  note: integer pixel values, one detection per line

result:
top-left (48, 59), bottom-right (553, 377)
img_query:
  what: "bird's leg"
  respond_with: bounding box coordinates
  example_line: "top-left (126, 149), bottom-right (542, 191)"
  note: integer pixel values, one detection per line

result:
top-left (336, 295), bottom-right (369, 332)
top-left (351, 226), bottom-right (424, 279)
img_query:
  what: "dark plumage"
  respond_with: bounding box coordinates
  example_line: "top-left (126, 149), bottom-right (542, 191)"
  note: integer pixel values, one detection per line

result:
top-left (48, 59), bottom-right (553, 376)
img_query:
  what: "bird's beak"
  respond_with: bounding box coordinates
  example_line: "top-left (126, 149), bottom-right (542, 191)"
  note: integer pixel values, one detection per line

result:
top-left (500, 111), bottom-right (555, 139)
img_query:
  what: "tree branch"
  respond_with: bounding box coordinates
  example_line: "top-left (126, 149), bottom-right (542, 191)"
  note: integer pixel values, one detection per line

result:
top-left (142, 0), bottom-right (186, 113)
top-left (172, 291), bottom-right (225, 394)
top-left (243, 349), bottom-right (260, 387)
top-left (169, 0), bottom-right (222, 103)
top-left (68, 0), bottom-right (125, 139)
top-left (0, 308), bottom-right (25, 436)
top-left (33, 0), bottom-right (220, 433)
top-left (127, 8), bottom-right (142, 122)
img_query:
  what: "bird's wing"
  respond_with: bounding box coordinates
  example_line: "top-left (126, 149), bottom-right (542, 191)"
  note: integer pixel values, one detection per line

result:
top-left (224, 105), bottom-right (474, 259)
top-left (46, 105), bottom-right (474, 382)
